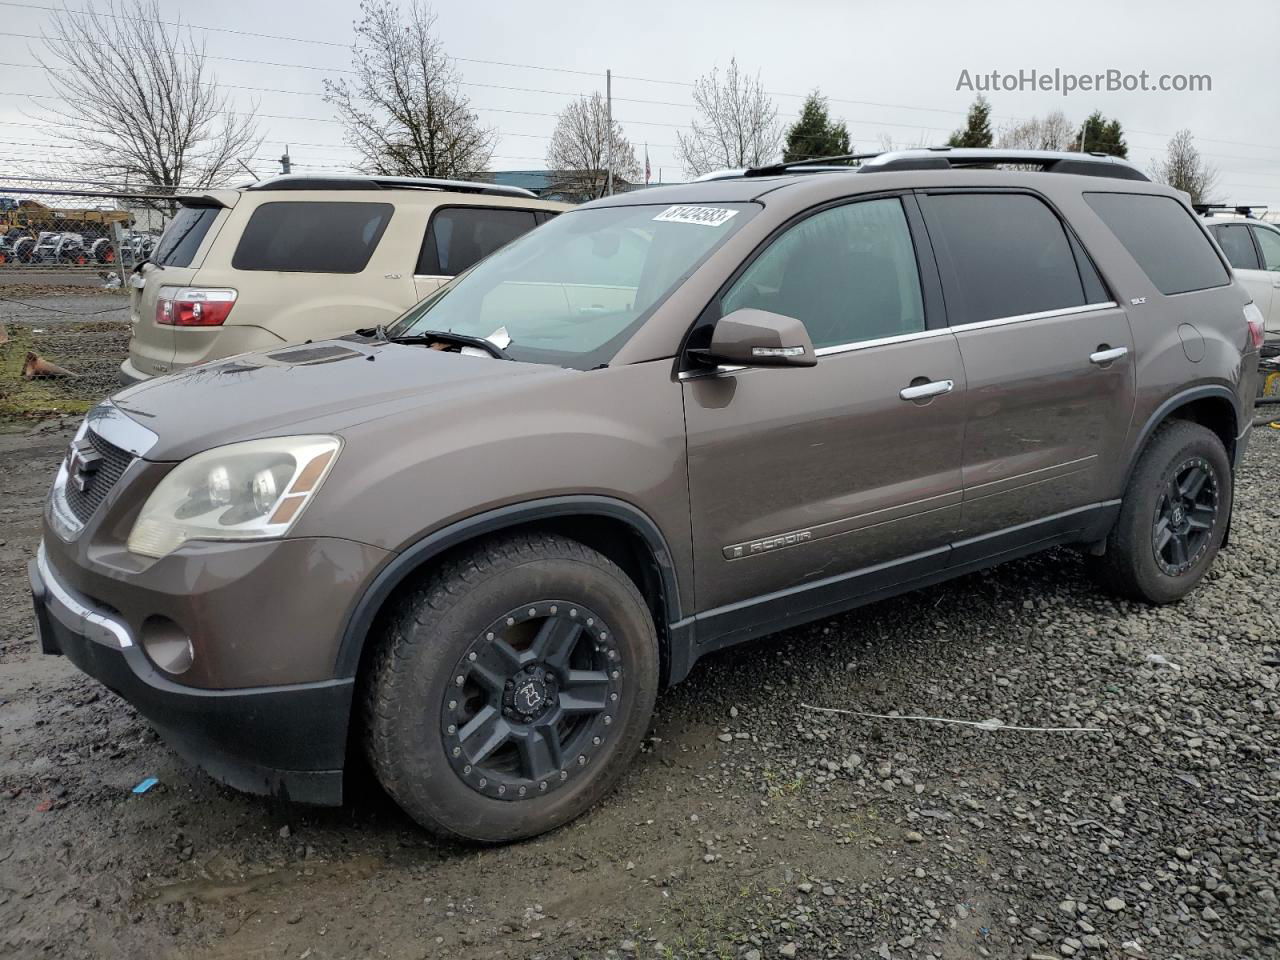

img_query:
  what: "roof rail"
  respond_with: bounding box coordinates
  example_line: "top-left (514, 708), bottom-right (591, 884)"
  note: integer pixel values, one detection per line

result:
top-left (247, 174), bottom-right (538, 199)
top-left (1193, 202), bottom-right (1267, 219)
top-left (742, 147), bottom-right (1149, 183)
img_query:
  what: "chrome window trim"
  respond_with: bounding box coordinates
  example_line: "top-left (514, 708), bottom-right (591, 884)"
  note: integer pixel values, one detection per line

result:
top-left (36, 542), bottom-right (133, 649)
top-left (813, 326), bottom-right (946, 357)
top-left (947, 300), bottom-right (1119, 334)
top-left (680, 301), bottom-right (1119, 374)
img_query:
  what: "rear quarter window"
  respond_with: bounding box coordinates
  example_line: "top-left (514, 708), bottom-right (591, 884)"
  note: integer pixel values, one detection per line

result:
top-left (231, 201), bottom-right (394, 273)
top-left (153, 206), bottom-right (220, 267)
top-left (1084, 193), bottom-right (1229, 295)
top-left (417, 207), bottom-right (540, 276)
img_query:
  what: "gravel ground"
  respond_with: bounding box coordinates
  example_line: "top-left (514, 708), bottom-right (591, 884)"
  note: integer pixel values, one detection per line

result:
top-left (0, 422), bottom-right (1276, 960)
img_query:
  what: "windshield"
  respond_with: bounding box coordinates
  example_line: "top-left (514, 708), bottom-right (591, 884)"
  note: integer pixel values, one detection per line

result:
top-left (390, 202), bottom-right (756, 368)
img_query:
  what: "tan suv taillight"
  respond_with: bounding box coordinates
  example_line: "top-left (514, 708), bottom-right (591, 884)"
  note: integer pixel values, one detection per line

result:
top-left (156, 287), bottom-right (238, 326)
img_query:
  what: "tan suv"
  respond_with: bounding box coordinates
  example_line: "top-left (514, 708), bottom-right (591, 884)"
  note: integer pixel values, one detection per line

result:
top-left (120, 175), bottom-right (567, 384)
top-left (34, 149), bottom-right (1261, 844)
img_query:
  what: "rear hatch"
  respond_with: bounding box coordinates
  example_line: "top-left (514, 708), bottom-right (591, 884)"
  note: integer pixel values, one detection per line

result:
top-left (127, 193), bottom-right (236, 378)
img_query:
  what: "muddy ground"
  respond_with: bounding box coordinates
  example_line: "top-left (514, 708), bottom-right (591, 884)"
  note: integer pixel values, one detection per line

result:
top-left (1, 419), bottom-right (1277, 960)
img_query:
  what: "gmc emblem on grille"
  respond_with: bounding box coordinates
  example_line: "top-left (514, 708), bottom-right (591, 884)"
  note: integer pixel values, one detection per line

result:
top-left (67, 437), bottom-right (102, 493)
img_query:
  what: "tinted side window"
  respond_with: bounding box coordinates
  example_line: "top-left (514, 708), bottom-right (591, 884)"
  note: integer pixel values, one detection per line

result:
top-left (1084, 193), bottom-right (1229, 295)
top-left (721, 197), bottom-right (925, 349)
top-left (153, 206), bottom-right (219, 268)
top-left (923, 193), bottom-right (1088, 325)
top-left (417, 207), bottom-right (539, 276)
top-left (1251, 225), bottom-right (1280, 271)
top-left (1210, 224), bottom-right (1261, 270)
top-left (232, 202), bottom-right (393, 273)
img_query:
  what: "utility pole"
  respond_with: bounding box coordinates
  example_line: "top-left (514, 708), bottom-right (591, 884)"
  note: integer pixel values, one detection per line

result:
top-left (280, 146), bottom-right (292, 175)
top-left (605, 69), bottom-right (613, 196)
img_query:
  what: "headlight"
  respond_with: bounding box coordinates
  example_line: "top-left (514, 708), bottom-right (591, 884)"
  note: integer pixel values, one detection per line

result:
top-left (127, 436), bottom-right (341, 558)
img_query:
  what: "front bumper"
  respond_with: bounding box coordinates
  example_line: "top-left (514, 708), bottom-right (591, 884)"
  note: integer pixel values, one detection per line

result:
top-left (29, 544), bottom-right (353, 805)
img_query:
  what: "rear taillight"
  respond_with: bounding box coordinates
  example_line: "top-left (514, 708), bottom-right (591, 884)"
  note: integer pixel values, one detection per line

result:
top-left (155, 287), bottom-right (237, 326)
top-left (1244, 302), bottom-right (1265, 350)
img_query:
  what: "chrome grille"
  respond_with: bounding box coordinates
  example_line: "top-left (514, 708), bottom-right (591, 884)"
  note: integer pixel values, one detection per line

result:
top-left (62, 430), bottom-right (133, 524)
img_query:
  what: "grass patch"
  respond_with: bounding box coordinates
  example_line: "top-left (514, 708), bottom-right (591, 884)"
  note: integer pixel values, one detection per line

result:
top-left (0, 320), bottom-right (127, 420)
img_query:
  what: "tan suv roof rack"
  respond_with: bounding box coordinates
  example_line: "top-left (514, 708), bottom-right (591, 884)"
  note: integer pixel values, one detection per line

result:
top-left (247, 174), bottom-right (538, 199)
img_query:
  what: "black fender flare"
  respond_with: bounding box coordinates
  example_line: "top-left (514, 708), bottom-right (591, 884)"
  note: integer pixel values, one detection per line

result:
top-left (332, 495), bottom-right (685, 678)
top-left (1121, 385), bottom-right (1240, 490)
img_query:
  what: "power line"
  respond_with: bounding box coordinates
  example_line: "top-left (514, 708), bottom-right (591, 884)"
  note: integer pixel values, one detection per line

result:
top-left (5, 9), bottom-right (1280, 178)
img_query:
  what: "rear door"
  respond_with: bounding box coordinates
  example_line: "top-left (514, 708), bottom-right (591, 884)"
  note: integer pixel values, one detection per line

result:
top-left (127, 201), bottom-right (228, 378)
top-left (1248, 223), bottom-right (1280, 334)
top-left (413, 206), bottom-right (543, 300)
top-left (918, 190), bottom-right (1135, 543)
top-left (1208, 222), bottom-right (1272, 323)
top-left (683, 195), bottom-right (966, 621)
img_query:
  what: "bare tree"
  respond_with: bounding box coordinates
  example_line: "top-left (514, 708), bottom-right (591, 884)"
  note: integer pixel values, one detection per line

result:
top-left (1148, 129), bottom-right (1219, 204)
top-left (324, 0), bottom-right (495, 178)
top-left (545, 93), bottom-right (640, 201)
top-left (34, 0), bottom-right (261, 191)
top-left (997, 111), bottom-right (1076, 151)
top-left (676, 58), bottom-right (782, 176)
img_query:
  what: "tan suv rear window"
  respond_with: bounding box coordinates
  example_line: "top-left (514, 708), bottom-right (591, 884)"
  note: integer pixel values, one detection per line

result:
top-left (232, 201), bottom-right (394, 273)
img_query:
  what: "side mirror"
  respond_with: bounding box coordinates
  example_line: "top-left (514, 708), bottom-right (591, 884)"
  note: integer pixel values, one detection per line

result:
top-left (702, 308), bottom-right (817, 367)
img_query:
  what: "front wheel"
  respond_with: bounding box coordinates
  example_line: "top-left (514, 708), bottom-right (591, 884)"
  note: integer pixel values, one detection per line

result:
top-left (362, 533), bottom-right (659, 843)
top-left (1090, 420), bottom-right (1232, 603)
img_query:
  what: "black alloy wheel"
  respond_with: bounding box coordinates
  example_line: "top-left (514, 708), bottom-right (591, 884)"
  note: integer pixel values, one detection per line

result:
top-left (440, 601), bottom-right (622, 800)
top-left (1151, 456), bottom-right (1219, 576)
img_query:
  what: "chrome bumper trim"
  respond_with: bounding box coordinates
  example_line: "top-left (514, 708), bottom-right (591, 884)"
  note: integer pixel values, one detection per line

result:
top-left (36, 542), bottom-right (133, 649)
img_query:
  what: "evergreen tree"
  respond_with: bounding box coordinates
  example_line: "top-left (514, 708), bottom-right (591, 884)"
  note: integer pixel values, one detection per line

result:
top-left (947, 95), bottom-right (993, 148)
top-left (783, 91), bottom-right (851, 162)
top-left (1077, 110), bottom-right (1128, 158)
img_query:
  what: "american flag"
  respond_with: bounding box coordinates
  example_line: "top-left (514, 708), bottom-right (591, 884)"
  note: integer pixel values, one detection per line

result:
top-left (645, 143), bottom-right (651, 184)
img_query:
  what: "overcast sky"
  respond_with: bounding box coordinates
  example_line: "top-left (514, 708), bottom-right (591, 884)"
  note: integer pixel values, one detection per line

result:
top-left (2, 0), bottom-right (1279, 204)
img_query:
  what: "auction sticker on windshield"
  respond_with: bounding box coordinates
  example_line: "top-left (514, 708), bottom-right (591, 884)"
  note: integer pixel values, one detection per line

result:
top-left (653, 205), bottom-right (739, 227)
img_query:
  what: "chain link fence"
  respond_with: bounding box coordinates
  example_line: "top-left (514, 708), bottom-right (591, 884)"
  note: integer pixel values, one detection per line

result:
top-left (0, 176), bottom-right (174, 280)
top-left (0, 178), bottom-right (164, 418)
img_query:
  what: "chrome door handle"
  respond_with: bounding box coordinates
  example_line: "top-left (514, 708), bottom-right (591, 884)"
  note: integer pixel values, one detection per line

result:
top-left (899, 379), bottom-right (954, 401)
top-left (1089, 346), bottom-right (1128, 365)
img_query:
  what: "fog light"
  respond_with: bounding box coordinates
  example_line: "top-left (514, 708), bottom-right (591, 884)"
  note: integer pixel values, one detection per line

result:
top-left (139, 616), bottom-right (194, 675)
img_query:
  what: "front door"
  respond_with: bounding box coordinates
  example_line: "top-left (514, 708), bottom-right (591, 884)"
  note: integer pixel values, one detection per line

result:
top-left (682, 196), bottom-right (966, 628)
top-left (917, 190), bottom-right (1136, 541)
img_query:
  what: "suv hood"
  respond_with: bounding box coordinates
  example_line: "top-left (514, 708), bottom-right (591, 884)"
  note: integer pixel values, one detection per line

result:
top-left (111, 339), bottom-right (567, 461)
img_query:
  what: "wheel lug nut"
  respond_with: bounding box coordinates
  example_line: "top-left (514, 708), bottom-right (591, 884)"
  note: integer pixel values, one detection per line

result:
top-left (577, 755), bottom-right (586, 765)
top-left (452, 747), bottom-right (460, 757)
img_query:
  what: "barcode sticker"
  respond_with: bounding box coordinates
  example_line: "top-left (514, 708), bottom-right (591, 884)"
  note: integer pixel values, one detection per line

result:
top-left (652, 205), bottom-right (738, 227)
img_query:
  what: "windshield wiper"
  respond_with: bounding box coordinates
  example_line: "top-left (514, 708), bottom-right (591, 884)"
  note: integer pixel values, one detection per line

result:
top-left (354, 324), bottom-right (513, 359)
top-left (392, 328), bottom-right (513, 360)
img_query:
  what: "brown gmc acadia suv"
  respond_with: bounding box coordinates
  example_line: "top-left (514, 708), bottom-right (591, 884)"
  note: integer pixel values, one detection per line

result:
top-left (30, 149), bottom-right (1263, 843)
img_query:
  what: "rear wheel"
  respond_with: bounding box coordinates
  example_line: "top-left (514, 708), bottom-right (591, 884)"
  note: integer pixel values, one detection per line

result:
top-left (362, 532), bottom-right (658, 843)
top-left (1091, 420), bottom-right (1231, 603)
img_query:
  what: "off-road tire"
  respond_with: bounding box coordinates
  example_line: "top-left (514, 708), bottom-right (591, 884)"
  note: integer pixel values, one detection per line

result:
top-left (362, 532), bottom-right (659, 843)
top-left (1091, 420), bottom-right (1232, 603)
